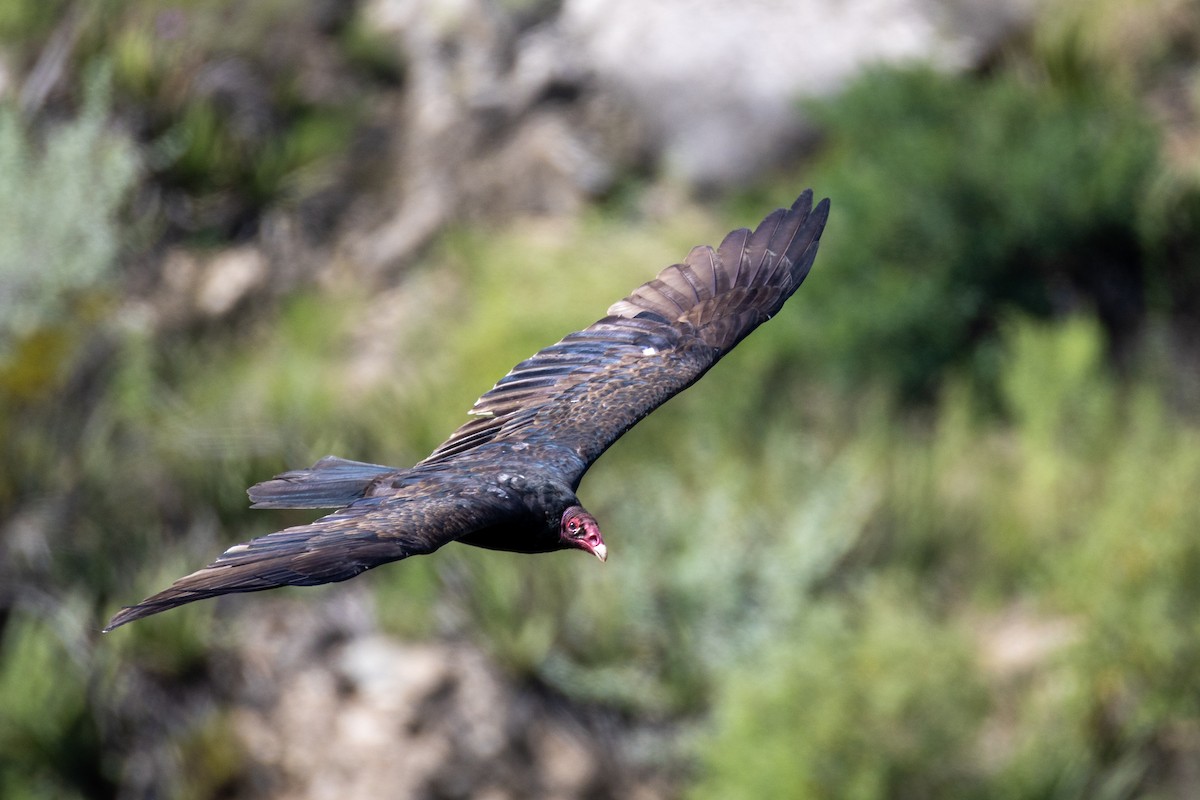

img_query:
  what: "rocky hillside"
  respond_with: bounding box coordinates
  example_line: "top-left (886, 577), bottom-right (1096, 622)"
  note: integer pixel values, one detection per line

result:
top-left (3, 1), bottom-right (1199, 798)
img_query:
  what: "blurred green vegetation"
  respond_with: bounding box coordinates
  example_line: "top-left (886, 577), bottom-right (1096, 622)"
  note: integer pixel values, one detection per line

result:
top-left (0, 66), bottom-right (136, 347)
top-left (688, 317), bottom-right (1200, 799)
top-left (761, 66), bottom-right (1162, 399)
top-left (2, 1), bottom-right (1200, 797)
top-left (3, 0), bottom-right (398, 241)
top-left (693, 581), bottom-right (988, 800)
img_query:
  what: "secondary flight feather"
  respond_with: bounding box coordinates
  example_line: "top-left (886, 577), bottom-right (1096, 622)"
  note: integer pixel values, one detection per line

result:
top-left (104, 190), bottom-right (830, 631)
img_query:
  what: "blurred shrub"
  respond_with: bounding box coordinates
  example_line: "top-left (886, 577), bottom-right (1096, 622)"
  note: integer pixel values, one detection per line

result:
top-left (3, 0), bottom-right (388, 241)
top-left (773, 66), bottom-right (1160, 398)
top-left (1030, 0), bottom-right (1200, 348)
top-left (691, 581), bottom-right (987, 800)
top-left (854, 317), bottom-right (1200, 797)
top-left (1033, 0), bottom-right (1200, 88)
top-left (113, 0), bottom-right (384, 239)
top-left (0, 0), bottom-right (68, 44)
top-left (1042, 366), bottom-right (1200, 797)
top-left (0, 67), bottom-right (137, 347)
top-left (682, 315), bottom-right (1200, 798)
top-left (975, 320), bottom-right (1200, 797)
top-left (0, 65), bottom-right (136, 540)
top-left (155, 86), bottom-right (359, 233)
top-left (0, 610), bottom-right (107, 799)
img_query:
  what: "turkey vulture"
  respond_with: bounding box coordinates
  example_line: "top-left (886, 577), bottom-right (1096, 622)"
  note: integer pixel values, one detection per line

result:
top-left (104, 191), bottom-right (830, 631)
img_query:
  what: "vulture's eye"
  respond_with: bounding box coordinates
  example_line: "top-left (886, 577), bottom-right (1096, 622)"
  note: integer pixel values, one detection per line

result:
top-left (568, 519), bottom-right (580, 534)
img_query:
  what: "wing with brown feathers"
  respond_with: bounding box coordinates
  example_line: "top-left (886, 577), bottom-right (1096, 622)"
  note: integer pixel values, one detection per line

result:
top-left (422, 191), bottom-right (830, 482)
top-left (103, 474), bottom-right (526, 631)
top-left (104, 191), bottom-right (829, 631)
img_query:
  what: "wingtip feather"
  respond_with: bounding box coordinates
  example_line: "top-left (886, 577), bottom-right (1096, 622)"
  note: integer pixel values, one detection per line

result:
top-left (103, 600), bottom-right (176, 632)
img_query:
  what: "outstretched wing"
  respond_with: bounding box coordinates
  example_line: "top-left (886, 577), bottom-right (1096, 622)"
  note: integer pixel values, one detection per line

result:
top-left (104, 474), bottom-right (523, 631)
top-left (423, 190), bottom-right (830, 483)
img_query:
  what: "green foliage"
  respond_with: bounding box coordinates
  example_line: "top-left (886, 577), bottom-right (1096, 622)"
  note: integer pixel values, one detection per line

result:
top-left (0, 65), bottom-right (138, 571)
top-left (174, 711), bottom-right (249, 800)
top-left (6, 0), bottom-right (390, 240)
top-left (0, 67), bottom-right (137, 347)
top-left (0, 609), bottom-right (108, 799)
top-left (339, 13), bottom-right (407, 85)
top-left (774, 66), bottom-right (1158, 397)
top-left (975, 321), bottom-right (1200, 798)
top-left (1032, 0), bottom-right (1200, 89)
top-left (689, 316), bottom-right (1200, 799)
top-left (692, 582), bottom-right (987, 800)
top-left (161, 93), bottom-right (358, 217)
top-left (0, 0), bottom-right (69, 43)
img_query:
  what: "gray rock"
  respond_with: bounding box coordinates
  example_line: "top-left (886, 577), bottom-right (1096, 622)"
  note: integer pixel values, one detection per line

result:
top-left (346, 0), bottom-right (1040, 273)
top-left (350, 0), bottom-right (640, 273)
top-left (560, 0), bottom-right (1041, 186)
top-left (228, 593), bottom-right (664, 799)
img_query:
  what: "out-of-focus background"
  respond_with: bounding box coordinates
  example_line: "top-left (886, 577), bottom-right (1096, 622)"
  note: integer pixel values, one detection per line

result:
top-left (2, 0), bottom-right (1199, 797)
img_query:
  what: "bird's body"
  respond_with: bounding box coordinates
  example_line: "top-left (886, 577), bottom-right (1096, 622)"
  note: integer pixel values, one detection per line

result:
top-left (104, 191), bottom-right (830, 631)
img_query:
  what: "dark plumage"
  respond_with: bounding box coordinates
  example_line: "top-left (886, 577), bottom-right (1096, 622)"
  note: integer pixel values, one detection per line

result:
top-left (104, 191), bottom-right (830, 632)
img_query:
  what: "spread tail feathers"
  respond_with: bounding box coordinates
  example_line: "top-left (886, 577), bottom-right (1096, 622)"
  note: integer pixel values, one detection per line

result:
top-left (247, 456), bottom-right (397, 509)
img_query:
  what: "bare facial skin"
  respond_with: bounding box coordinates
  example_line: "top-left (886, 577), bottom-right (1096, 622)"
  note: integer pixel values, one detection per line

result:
top-left (561, 506), bottom-right (607, 562)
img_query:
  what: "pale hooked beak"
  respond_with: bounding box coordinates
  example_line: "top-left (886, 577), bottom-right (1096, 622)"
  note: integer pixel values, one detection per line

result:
top-left (563, 507), bottom-right (607, 563)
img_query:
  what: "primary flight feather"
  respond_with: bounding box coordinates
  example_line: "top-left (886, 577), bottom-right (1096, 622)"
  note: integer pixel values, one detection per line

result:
top-left (104, 191), bottom-right (830, 631)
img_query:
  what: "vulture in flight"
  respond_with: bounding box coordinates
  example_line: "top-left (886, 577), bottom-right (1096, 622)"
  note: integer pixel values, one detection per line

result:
top-left (104, 191), bottom-right (830, 631)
